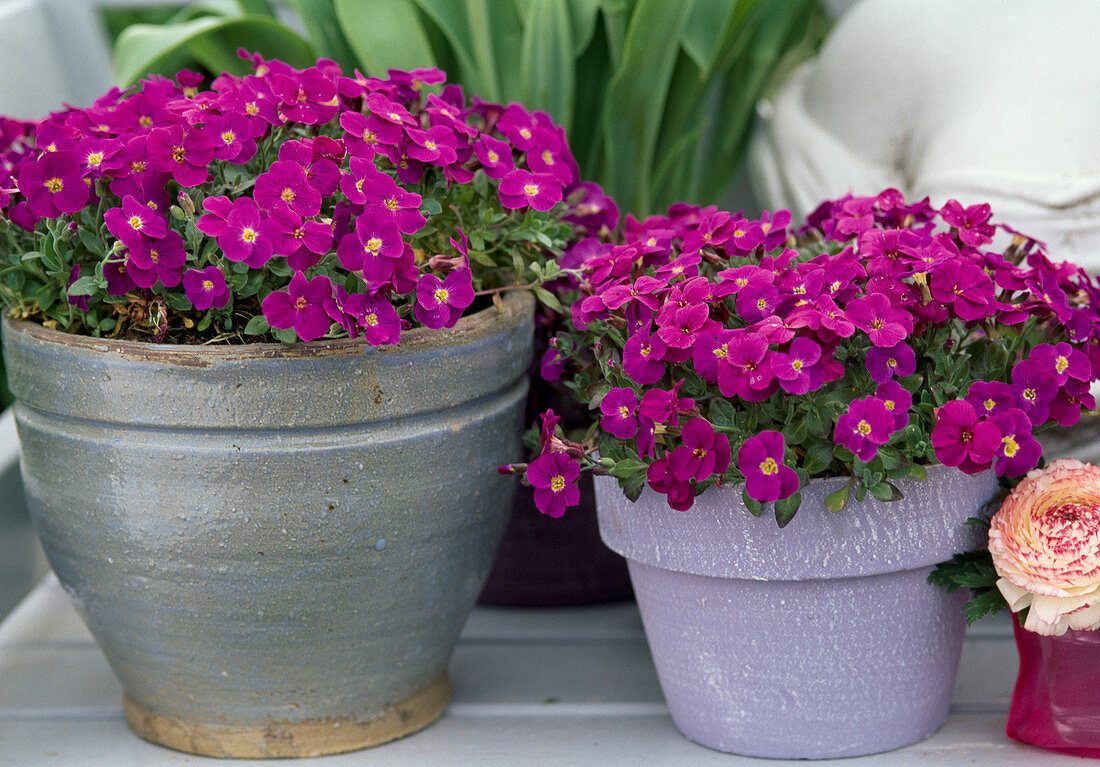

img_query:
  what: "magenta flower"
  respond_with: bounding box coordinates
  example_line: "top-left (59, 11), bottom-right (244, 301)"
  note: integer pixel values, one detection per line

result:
top-left (865, 342), bottom-right (916, 383)
top-left (1050, 378), bottom-right (1095, 428)
top-left (279, 138), bottom-right (341, 197)
top-left (527, 452), bottom-right (581, 518)
top-left (845, 292), bottom-right (913, 347)
top-left (182, 266), bottom-right (230, 310)
top-left (875, 380), bottom-right (912, 432)
top-left (834, 396), bottom-right (895, 462)
top-left (498, 169), bottom-right (562, 211)
top-left (337, 211), bottom-right (404, 286)
top-left (474, 134), bottom-right (515, 179)
top-left (413, 268), bottom-right (475, 329)
top-left (146, 125), bottom-right (214, 186)
top-left (218, 199), bottom-right (278, 268)
top-left (738, 431), bottom-right (799, 503)
top-left (692, 329), bottom-right (734, 383)
top-left (622, 325), bottom-right (668, 385)
top-left (964, 380), bottom-right (1016, 418)
top-left (104, 195), bottom-right (167, 249)
top-left (646, 457), bottom-right (695, 511)
top-left (1029, 342), bottom-right (1091, 387)
top-left (126, 230), bottom-right (187, 289)
top-left (1010, 359), bottom-right (1057, 427)
top-left (17, 152), bottom-right (88, 218)
top-left (268, 203), bottom-right (332, 271)
top-left (638, 382), bottom-right (694, 427)
top-left (668, 418), bottom-right (731, 482)
top-left (339, 110), bottom-right (396, 158)
top-left (657, 302), bottom-right (711, 350)
top-left (930, 400), bottom-right (1001, 474)
top-left (770, 337), bottom-right (824, 395)
top-left (360, 171), bottom-right (425, 235)
top-left (928, 259), bottom-right (996, 322)
top-left (990, 409), bottom-right (1041, 477)
top-left (940, 199), bottom-right (995, 247)
top-left (269, 67), bottom-right (338, 125)
top-left (204, 113), bottom-right (256, 163)
top-left (327, 288), bottom-right (401, 345)
top-left (717, 331), bottom-right (776, 401)
top-left (254, 160), bottom-right (321, 217)
top-left (600, 387), bottom-right (639, 439)
top-left (261, 272), bottom-right (334, 342)
top-left (405, 125), bottom-right (458, 166)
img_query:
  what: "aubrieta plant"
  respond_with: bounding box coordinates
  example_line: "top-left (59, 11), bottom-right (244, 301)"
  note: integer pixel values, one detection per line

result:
top-left (512, 190), bottom-right (1100, 526)
top-left (0, 53), bottom-right (616, 344)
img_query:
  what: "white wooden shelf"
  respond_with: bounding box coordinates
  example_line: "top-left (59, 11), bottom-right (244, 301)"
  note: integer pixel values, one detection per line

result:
top-left (0, 575), bottom-right (1081, 766)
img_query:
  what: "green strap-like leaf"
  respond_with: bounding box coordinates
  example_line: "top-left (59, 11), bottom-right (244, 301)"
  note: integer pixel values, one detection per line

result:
top-left (518, 0), bottom-right (574, 128)
top-left (567, 0), bottom-right (602, 55)
top-left (332, 0), bottom-right (436, 76)
top-left (236, 0), bottom-right (277, 16)
top-left (600, 0), bottom-right (693, 215)
top-left (114, 16), bottom-right (317, 85)
top-left (284, 0), bottom-right (358, 73)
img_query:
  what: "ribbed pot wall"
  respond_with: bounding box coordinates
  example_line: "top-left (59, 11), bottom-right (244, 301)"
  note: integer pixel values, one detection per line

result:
top-left (595, 465), bottom-right (997, 759)
top-left (2, 291), bottom-right (533, 758)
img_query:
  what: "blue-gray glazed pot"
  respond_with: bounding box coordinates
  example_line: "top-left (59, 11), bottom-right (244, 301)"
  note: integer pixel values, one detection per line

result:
top-left (595, 465), bottom-right (998, 759)
top-left (2, 291), bottom-right (533, 758)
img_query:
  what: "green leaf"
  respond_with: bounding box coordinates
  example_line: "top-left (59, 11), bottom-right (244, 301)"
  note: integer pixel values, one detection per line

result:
top-left (114, 16), bottom-right (316, 85)
top-left (774, 491), bottom-right (801, 528)
top-left (66, 276), bottom-right (100, 297)
top-left (742, 489), bottom-right (763, 517)
top-left (608, 458), bottom-right (647, 479)
top-left (244, 314), bottom-right (270, 335)
top-left (236, 0), bottom-right (276, 15)
top-left (272, 326), bottom-right (298, 344)
top-left (533, 286), bottom-right (563, 313)
top-left (708, 397), bottom-right (737, 429)
top-left (869, 481), bottom-right (904, 503)
top-left (802, 441), bottom-right (834, 475)
top-left (600, 0), bottom-right (693, 214)
top-left (332, 0), bottom-right (436, 76)
top-left (284, 0), bottom-right (358, 72)
top-left (567, 0), bottom-right (602, 55)
top-left (909, 463), bottom-right (928, 481)
top-left (622, 471), bottom-right (646, 502)
top-left (518, 0), bottom-right (575, 127)
top-left (825, 478), bottom-right (852, 513)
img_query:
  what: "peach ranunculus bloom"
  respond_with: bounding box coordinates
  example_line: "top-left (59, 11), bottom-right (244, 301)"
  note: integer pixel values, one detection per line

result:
top-left (989, 459), bottom-right (1100, 636)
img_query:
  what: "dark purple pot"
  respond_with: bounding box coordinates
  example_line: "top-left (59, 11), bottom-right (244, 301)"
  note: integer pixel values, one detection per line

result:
top-left (595, 466), bottom-right (998, 759)
top-left (478, 473), bottom-right (633, 607)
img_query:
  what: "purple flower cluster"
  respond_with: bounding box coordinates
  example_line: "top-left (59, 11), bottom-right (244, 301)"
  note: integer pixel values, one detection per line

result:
top-left (534, 190), bottom-right (1100, 514)
top-left (0, 55), bottom-right (617, 344)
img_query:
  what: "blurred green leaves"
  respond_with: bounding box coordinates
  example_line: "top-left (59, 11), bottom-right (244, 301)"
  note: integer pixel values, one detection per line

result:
top-left (111, 0), bottom-right (827, 216)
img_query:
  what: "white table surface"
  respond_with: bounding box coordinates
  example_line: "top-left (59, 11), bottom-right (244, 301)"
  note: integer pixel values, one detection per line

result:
top-left (0, 575), bottom-right (1081, 766)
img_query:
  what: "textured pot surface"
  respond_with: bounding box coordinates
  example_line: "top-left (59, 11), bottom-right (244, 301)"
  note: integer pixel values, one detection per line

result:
top-left (595, 467), bottom-right (997, 759)
top-left (2, 291), bottom-right (533, 758)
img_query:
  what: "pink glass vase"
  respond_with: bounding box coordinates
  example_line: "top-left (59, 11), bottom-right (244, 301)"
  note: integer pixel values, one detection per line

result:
top-left (1008, 619), bottom-right (1100, 757)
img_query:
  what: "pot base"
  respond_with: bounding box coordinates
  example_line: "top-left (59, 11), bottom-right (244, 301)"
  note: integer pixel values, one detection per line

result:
top-left (123, 675), bottom-right (451, 759)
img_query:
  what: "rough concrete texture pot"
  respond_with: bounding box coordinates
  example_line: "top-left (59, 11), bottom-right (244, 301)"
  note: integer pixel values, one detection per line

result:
top-left (1, 291), bottom-right (533, 759)
top-left (595, 465), bottom-right (998, 759)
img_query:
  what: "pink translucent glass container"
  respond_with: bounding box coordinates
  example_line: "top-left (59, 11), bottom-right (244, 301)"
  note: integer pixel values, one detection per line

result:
top-left (1008, 619), bottom-right (1100, 757)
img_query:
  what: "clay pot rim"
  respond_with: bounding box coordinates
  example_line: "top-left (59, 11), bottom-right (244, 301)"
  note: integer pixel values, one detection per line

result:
top-left (3, 289), bottom-right (533, 363)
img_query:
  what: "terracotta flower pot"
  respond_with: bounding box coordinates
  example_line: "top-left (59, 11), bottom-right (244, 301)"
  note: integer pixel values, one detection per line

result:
top-left (1007, 620), bottom-right (1100, 757)
top-left (1, 292), bottom-right (533, 758)
top-left (595, 465), bottom-right (998, 759)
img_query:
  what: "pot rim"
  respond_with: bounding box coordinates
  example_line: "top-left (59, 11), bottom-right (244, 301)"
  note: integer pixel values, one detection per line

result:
top-left (2, 289), bottom-right (533, 362)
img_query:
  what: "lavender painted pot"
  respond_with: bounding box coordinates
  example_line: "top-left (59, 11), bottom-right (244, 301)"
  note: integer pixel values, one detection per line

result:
top-left (595, 466), bottom-right (998, 759)
top-left (1, 292), bottom-right (532, 758)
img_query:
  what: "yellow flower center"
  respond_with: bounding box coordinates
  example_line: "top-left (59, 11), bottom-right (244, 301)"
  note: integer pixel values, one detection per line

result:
top-left (519, 127), bottom-right (532, 139)
top-left (363, 129), bottom-right (376, 143)
top-left (242, 228), bottom-right (257, 243)
top-left (366, 237), bottom-right (383, 254)
top-left (1056, 356), bottom-right (1069, 374)
top-left (86, 152), bottom-right (103, 167)
top-left (44, 177), bottom-right (64, 193)
top-left (884, 399), bottom-right (896, 411)
top-left (542, 150), bottom-right (554, 164)
top-left (246, 102), bottom-right (259, 115)
top-left (221, 131), bottom-right (236, 145)
top-left (425, 140), bottom-right (437, 151)
top-left (1002, 435), bottom-right (1020, 457)
top-left (618, 405), bottom-right (631, 418)
top-left (759, 457), bottom-right (778, 476)
top-left (365, 313), bottom-right (378, 327)
top-left (887, 357), bottom-right (898, 368)
top-left (487, 150), bottom-right (499, 163)
top-left (857, 420), bottom-right (872, 435)
top-left (639, 345), bottom-right (651, 357)
top-left (281, 188), bottom-right (295, 202)
top-left (792, 359), bottom-right (803, 371)
top-left (984, 398), bottom-right (996, 411)
top-left (524, 183), bottom-right (539, 196)
top-left (550, 474), bottom-right (565, 492)
top-left (713, 345), bottom-right (728, 359)
top-left (202, 280), bottom-right (214, 291)
top-left (171, 146), bottom-right (186, 162)
top-left (131, 160), bottom-right (146, 172)
top-left (295, 296), bottom-right (307, 310)
top-left (693, 447), bottom-right (707, 460)
top-left (434, 287), bottom-right (450, 303)
top-left (385, 197), bottom-right (399, 211)
top-left (128, 215), bottom-right (143, 230)
top-left (139, 116), bottom-right (153, 127)
top-left (149, 248), bottom-right (159, 263)
top-left (1023, 387), bottom-right (1037, 403)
